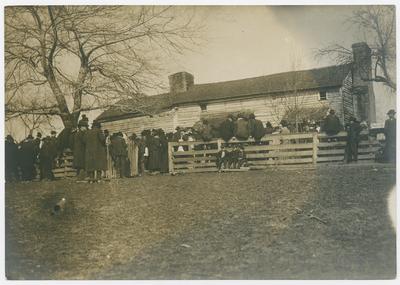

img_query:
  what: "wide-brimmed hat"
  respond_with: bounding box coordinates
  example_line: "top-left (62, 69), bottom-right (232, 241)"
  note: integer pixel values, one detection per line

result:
top-left (387, 109), bottom-right (396, 115)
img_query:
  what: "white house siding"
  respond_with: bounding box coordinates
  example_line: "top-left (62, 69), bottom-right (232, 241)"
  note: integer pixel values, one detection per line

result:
top-left (177, 89), bottom-right (340, 127)
top-left (100, 110), bottom-right (176, 135)
top-left (100, 87), bottom-right (347, 133)
top-left (175, 105), bottom-right (202, 128)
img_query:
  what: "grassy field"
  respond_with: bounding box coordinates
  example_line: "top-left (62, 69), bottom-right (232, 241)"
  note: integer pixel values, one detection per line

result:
top-left (5, 164), bottom-right (396, 280)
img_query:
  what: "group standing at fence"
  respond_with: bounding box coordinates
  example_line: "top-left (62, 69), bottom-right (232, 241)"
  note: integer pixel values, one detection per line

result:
top-left (5, 109), bottom-right (396, 182)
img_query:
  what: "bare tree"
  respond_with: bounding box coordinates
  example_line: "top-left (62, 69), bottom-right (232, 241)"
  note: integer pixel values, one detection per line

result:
top-left (270, 50), bottom-right (328, 132)
top-left (5, 6), bottom-right (201, 127)
top-left (316, 5), bottom-right (396, 91)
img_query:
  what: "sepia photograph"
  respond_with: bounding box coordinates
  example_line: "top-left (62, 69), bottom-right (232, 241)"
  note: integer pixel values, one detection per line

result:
top-left (3, 2), bottom-right (397, 281)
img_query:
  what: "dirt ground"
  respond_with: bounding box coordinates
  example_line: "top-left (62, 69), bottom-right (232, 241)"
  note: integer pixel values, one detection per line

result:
top-left (5, 164), bottom-right (396, 280)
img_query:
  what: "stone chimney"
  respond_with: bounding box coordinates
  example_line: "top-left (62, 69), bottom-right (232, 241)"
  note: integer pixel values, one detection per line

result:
top-left (168, 72), bottom-right (194, 93)
top-left (351, 42), bottom-right (376, 123)
top-left (352, 42), bottom-right (372, 86)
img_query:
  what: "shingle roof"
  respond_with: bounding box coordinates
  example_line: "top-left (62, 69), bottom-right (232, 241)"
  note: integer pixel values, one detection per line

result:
top-left (95, 93), bottom-right (173, 122)
top-left (96, 64), bottom-right (351, 122)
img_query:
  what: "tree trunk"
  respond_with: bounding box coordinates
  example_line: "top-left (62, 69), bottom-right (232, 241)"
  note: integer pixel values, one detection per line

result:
top-left (59, 112), bottom-right (80, 128)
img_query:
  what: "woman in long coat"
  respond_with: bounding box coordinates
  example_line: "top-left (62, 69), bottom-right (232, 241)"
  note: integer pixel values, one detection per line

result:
top-left (147, 131), bottom-right (161, 172)
top-left (158, 130), bottom-right (169, 173)
top-left (84, 122), bottom-right (107, 181)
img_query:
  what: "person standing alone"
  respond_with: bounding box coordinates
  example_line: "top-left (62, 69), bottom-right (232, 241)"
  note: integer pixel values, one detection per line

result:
top-left (345, 117), bottom-right (362, 163)
top-left (384, 109), bottom-right (396, 163)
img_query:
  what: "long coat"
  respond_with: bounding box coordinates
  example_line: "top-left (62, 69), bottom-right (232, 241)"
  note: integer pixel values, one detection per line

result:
top-left (159, 135), bottom-right (169, 173)
top-left (234, 118), bottom-right (250, 140)
top-left (322, 114), bottom-right (342, 136)
top-left (84, 127), bottom-right (107, 171)
top-left (110, 136), bottom-right (128, 157)
top-left (5, 140), bottom-right (18, 180)
top-left (384, 118), bottom-right (396, 162)
top-left (219, 119), bottom-right (235, 142)
top-left (148, 136), bottom-right (161, 171)
top-left (72, 130), bottom-right (86, 169)
top-left (249, 118), bottom-right (265, 141)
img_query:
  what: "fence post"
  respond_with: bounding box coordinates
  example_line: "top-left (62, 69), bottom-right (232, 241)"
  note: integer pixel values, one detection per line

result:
top-left (168, 142), bottom-right (174, 173)
top-left (312, 132), bottom-right (318, 164)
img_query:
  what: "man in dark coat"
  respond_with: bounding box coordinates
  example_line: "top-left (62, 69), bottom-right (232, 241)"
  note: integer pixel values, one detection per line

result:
top-left (265, 121), bottom-right (274, 135)
top-left (110, 132), bottom-right (128, 178)
top-left (322, 109), bottom-right (342, 136)
top-left (33, 132), bottom-right (42, 157)
top-left (136, 135), bottom-right (146, 176)
top-left (384, 109), bottom-right (396, 163)
top-left (248, 113), bottom-right (265, 143)
top-left (72, 122), bottom-right (87, 178)
top-left (234, 115), bottom-right (250, 140)
top-left (5, 135), bottom-right (19, 182)
top-left (158, 129), bottom-right (169, 173)
top-left (200, 120), bottom-right (213, 142)
top-left (39, 137), bottom-right (57, 180)
top-left (19, 135), bottom-right (36, 181)
top-left (78, 114), bottom-right (89, 128)
top-left (147, 130), bottom-right (161, 172)
top-left (345, 117), bottom-right (362, 163)
top-left (84, 121), bottom-right (107, 181)
top-left (219, 115), bottom-right (235, 142)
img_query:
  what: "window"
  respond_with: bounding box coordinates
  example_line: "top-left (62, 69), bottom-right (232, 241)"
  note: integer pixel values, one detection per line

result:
top-left (319, 91), bottom-right (327, 101)
top-left (200, 103), bottom-right (207, 111)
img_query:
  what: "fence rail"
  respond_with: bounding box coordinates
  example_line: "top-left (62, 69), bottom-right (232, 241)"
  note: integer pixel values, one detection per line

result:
top-left (168, 131), bottom-right (380, 174)
top-left (52, 131), bottom-right (382, 178)
top-left (52, 149), bottom-right (76, 178)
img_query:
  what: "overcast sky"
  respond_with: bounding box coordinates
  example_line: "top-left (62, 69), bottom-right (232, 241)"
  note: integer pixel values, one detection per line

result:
top-left (160, 5), bottom-right (395, 122)
top-left (161, 6), bottom-right (359, 84)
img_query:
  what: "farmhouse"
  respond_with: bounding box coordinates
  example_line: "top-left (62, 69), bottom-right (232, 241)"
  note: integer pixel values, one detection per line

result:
top-left (96, 42), bottom-right (376, 135)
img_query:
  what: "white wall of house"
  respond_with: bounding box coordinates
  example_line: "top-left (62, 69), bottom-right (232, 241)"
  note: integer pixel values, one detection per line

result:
top-left (100, 88), bottom-right (347, 135)
top-left (175, 88), bottom-right (342, 127)
top-left (100, 109), bottom-right (176, 136)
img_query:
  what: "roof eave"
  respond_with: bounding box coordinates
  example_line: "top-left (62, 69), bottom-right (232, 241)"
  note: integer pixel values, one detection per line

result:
top-left (172, 84), bottom-right (344, 106)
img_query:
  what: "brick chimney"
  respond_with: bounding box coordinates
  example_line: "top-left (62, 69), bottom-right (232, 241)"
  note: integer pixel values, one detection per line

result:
top-left (351, 42), bottom-right (376, 123)
top-left (168, 72), bottom-right (194, 93)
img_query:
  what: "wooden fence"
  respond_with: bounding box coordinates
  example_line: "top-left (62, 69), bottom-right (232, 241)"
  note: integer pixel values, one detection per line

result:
top-left (52, 149), bottom-right (76, 178)
top-left (51, 131), bottom-right (381, 178)
top-left (168, 131), bottom-right (381, 174)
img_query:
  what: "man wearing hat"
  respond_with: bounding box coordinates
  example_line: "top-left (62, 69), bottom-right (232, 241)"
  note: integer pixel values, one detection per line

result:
top-left (5, 135), bottom-right (19, 182)
top-left (384, 109), bottom-right (396, 163)
top-left (322, 109), bottom-right (342, 137)
top-left (78, 114), bottom-right (89, 128)
top-left (39, 136), bottom-right (56, 180)
top-left (345, 116), bottom-right (362, 163)
top-left (219, 114), bottom-right (235, 142)
top-left (84, 121), bottom-right (107, 182)
top-left (19, 134), bottom-right (36, 181)
top-left (72, 120), bottom-right (88, 180)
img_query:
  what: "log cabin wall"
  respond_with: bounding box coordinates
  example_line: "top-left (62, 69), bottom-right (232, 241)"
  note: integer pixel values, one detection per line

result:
top-left (341, 72), bottom-right (357, 123)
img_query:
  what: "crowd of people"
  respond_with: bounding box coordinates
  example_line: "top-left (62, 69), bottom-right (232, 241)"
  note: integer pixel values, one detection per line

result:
top-left (5, 109), bottom-right (396, 183)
